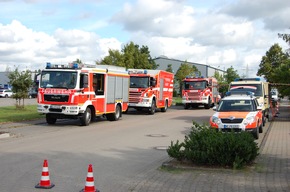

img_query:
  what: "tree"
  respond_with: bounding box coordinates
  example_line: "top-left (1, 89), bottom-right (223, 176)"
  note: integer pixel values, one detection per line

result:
top-left (101, 49), bottom-right (124, 66)
top-left (224, 66), bottom-right (240, 83)
top-left (8, 68), bottom-right (33, 108)
top-left (175, 61), bottom-right (199, 95)
top-left (101, 41), bottom-right (158, 69)
top-left (213, 70), bottom-right (227, 96)
top-left (213, 67), bottom-right (240, 97)
top-left (278, 33), bottom-right (290, 45)
top-left (257, 44), bottom-right (288, 82)
top-left (74, 59), bottom-right (83, 64)
top-left (277, 31), bottom-right (290, 97)
top-left (165, 64), bottom-right (173, 73)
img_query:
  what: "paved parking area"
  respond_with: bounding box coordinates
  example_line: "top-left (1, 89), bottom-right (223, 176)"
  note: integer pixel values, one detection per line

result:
top-left (0, 98), bottom-right (289, 191)
top-left (128, 101), bottom-right (290, 192)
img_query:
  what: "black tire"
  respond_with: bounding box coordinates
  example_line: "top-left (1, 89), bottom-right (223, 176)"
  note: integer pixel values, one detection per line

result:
top-left (259, 123), bottom-right (263, 133)
top-left (5, 94), bottom-right (8, 98)
top-left (204, 97), bottom-right (211, 109)
top-left (262, 114), bottom-right (266, 127)
top-left (91, 108), bottom-right (96, 122)
top-left (148, 100), bottom-right (156, 115)
top-left (80, 107), bottom-right (92, 126)
top-left (107, 105), bottom-right (121, 121)
top-left (252, 127), bottom-right (259, 140)
top-left (161, 100), bottom-right (168, 112)
top-left (46, 114), bottom-right (57, 125)
top-left (184, 104), bottom-right (190, 109)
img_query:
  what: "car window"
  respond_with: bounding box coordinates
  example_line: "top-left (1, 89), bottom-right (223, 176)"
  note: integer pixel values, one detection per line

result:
top-left (218, 99), bottom-right (254, 112)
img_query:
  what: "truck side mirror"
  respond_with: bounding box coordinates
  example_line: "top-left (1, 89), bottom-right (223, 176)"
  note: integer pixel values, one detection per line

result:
top-left (208, 80), bottom-right (212, 86)
top-left (80, 74), bottom-right (88, 88)
top-left (150, 77), bottom-right (156, 87)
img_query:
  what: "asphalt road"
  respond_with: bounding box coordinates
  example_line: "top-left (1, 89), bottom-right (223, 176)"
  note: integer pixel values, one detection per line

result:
top-left (0, 103), bottom-right (270, 192)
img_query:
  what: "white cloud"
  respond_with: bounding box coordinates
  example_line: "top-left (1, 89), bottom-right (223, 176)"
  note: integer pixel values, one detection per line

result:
top-left (0, 0), bottom-right (289, 80)
top-left (0, 20), bottom-right (122, 71)
top-left (220, 0), bottom-right (290, 30)
top-left (112, 0), bottom-right (196, 37)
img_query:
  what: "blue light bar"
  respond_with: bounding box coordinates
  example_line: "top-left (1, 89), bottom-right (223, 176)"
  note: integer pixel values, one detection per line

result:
top-left (225, 91), bottom-right (231, 96)
top-left (234, 78), bottom-right (261, 81)
top-left (73, 63), bottom-right (78, 69)
top-left (46, 62), bottom-right (51, 69)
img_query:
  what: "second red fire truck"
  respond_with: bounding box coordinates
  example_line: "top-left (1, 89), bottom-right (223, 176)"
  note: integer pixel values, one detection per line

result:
top-left (182, 76), bottom-right (220, 109)
top-left (37, 62), bottom-right (129, 126)
top-left (127, 69), bottom-right (174, 114)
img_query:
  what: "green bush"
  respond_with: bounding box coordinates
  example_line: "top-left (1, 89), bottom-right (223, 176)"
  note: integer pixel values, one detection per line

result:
top-left (167, 121), bottom-right (259, 169)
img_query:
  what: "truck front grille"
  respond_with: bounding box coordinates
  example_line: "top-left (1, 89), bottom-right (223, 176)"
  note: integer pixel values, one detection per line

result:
top-left (129, 91), bottom-right (141, 103)
top-left (187, 92), bottom-right (200, 100)
top-left (44, 94), bottom-right (69, 102)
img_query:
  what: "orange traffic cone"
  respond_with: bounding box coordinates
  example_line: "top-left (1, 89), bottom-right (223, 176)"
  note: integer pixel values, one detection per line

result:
top-left (80, 164), bottom-right (99, 192)
top-left (35, 159), bottom-right (55, 189)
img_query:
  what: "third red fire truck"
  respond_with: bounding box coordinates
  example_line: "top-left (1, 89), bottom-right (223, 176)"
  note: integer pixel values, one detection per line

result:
top-left (182, 76), bottom-right (220, 109)
top-left (37, 62), bottom-right (129, 126)
top-left (127, 69), bottom-right (174, 114)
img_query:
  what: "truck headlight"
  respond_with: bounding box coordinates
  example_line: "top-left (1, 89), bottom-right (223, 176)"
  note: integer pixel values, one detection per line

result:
top-left (142, 98), bottom-right (150, 102)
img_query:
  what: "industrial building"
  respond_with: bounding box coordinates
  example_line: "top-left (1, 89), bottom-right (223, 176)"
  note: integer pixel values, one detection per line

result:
top-left (154, 56), bottom-right (225, 77)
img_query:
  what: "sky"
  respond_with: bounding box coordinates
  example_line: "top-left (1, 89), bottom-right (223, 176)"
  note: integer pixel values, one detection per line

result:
top-left (0, 0), bottom-right (289, 78)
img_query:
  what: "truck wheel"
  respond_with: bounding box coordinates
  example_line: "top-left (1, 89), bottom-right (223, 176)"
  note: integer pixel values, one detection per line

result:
top-left (46, 114), bottom-right (57, 125)
top-left (184, 104), bottom-right (190, 109)
top-left (161, 100), bottom-right (168, 112)
top-left (204, 97), bottom-right (211, 109)
top-left (148, 100), bottom-right (156, 115)
top-left (252, 127), bottom-right (259, 140)
top-left (80, 107), bottom-right (92, 126)
top-left (262, 114), bottom-right (266, 126)
top-left (259, 123), bottom-right (263, 133)
top-left (107, 104), bottom-right (121, 121)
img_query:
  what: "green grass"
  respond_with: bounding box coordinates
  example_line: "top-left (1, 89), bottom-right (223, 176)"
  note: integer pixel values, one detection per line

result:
top-left (0, 105), bottom-right (43, 123)
top-left (173, 97), bottom-right (183, 105)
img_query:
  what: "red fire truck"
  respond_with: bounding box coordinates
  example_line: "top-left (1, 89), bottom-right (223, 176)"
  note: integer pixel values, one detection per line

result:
top-left (37, 62), bottom-right (129, 126)
top-left (127, 69), bottom-right (174, 114)
top-left (182, 76), bottom-right (220, 109)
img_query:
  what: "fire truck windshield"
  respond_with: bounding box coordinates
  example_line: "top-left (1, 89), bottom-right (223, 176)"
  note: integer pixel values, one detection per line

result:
top-left (183, 81), bottom-right (207, 90)
top-left (130, 77), bottom-right (149, 88)
top-left (40, 71), bottom-right (77, 89)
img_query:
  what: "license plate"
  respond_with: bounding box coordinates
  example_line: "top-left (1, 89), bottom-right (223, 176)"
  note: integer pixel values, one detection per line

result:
top-left (224, 124), bottom-right (239, 128)
top-left (50, 105), bottom-right (61, 109)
